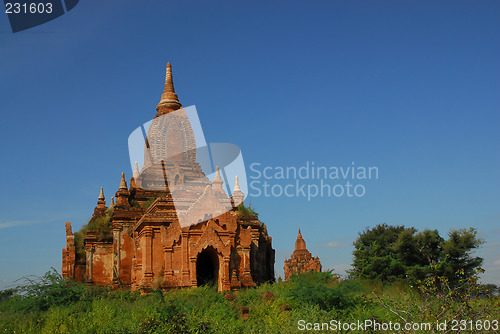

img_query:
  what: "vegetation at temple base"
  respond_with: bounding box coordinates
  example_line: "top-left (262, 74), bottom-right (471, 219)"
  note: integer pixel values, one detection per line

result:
top-left (2, 223), bottom-right (496, 333)
top-left (350, 224), bottom-right (484, 286)
top-left (0, 270), bottom-right (498, 333)
top-left (74, 208), bottom-right (114, 260)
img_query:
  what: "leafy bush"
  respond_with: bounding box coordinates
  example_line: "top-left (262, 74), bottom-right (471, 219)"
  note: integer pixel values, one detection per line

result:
top-left (4, 268), bottom-right (86, 312)
top-left (0, 288), bottom-right (15, 303)
top-left (370, 267), bottom-right (500, 333)
top-left (285, 271), bottom-right (362, 311)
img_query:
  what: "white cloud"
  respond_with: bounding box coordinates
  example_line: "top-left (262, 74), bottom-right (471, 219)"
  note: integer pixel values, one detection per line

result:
top-left (324, 241), bottom-right (345, 248)
top-left (0, 220), bottom-right (34, 229)
top-left (0, 215), bottom-right (69, 230)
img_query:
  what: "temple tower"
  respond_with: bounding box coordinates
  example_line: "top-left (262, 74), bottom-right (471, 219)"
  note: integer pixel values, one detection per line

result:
top-left (62, 62), bottom-right (275, 292)
top-left (284, 229), bottom-right (322, 280)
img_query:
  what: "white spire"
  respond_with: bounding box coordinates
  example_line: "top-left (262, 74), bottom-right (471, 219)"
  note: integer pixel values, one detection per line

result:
top-left (133, 161), bottom-right (140, 179)
top-left (213, 166), bottom-right (223, 184)
top-left (234, 175), bottom-right (241, 192)
top-left (231, 175), bottom-right (244, 207)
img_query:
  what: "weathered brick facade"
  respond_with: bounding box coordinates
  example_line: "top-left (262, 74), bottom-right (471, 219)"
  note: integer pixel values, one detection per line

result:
top-left (62, 63), bottom-right (275, 292)
top-left (283, 229), bottom-right (322, 280)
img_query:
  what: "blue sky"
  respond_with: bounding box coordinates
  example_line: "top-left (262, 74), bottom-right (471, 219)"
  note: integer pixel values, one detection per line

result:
top-left (0, 0), bottom-right (499, 289)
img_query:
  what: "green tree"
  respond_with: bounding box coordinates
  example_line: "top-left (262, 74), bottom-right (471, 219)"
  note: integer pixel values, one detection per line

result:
top-left (413, 228), bottom-right (443, 265)
top-left (438, 228), bottom-right (484, 285)
top-left (350, 223), bottom-right (408, 281)
top-left (350, 224), bottom-right (484, 286)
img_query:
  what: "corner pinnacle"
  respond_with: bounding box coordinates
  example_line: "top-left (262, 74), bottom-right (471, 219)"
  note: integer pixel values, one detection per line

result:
top-left (119, 172), bottom-right (128, 190)
top-left (98, 187), bottom-right (105, 201)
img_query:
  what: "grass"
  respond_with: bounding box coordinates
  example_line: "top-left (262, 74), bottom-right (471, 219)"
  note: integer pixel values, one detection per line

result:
top-left (0, 270), bottom-right (498, 333)
top-left (237, 204), bottom-right (258, 217)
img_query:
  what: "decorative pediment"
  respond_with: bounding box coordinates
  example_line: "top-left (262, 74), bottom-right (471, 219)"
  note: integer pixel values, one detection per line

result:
top-left (205, 218), bottom-right (224, 233)
top-left (192, 224), bottom-right (230, 257)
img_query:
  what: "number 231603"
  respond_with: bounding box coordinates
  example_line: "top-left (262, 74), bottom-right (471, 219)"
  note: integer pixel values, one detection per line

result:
top-left (5, 2), bottom-right (53, 14)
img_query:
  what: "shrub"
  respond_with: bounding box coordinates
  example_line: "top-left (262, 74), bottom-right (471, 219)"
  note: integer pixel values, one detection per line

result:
top-left (142, 197), bottom-right (157, 208)
top-left (1, 267), bottom-right (497, 334)
top-left (285, 271), bottom-right (361, 311)
top-left (74, 209), bottom-right (114, 260)
top-left (372, 267), bottom-right (500, 332)
top-left (7, 268), bottom-right (87, 312)
top-left (237, 204), bottom-right (258, 217)
top-left (0, 288), bottom-right (15, 303)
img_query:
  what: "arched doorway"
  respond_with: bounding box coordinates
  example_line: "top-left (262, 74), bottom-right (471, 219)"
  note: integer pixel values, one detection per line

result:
top-left (196, 247), bottom-right (219, 287)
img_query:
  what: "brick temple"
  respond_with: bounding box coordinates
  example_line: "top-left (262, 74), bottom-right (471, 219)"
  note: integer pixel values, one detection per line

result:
top-left (62, 63), bottom-right (275, 292)
top-left (283, 229), bottom-right (322, 280)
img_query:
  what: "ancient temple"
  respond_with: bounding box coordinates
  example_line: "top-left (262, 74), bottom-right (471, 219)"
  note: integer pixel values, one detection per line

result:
top-left (283, 229), bottom-right (322, 280)
top-left (62, 63), bottom-right (275, 292)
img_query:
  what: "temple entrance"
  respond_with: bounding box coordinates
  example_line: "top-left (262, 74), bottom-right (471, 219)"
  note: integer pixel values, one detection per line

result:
top-left (196, 247), bottom-right (219, 287)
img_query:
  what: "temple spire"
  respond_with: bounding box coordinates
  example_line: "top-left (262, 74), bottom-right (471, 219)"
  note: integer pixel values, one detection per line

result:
top-left (213, 166), bottom-right (223, 183)
top-left (295, 228), bottom-right (306, 251)
top-left (133, 161), bottom-right (140, 180)
top-left (234, 176), bottom-right (241, 192)
top-left (231, 175), bottom-right (245, 207)
top-left (115, 173), bottom-right (130, 207)
top-left (156, 62), bottom-right (182, 113)
top-left (98, 187), bottom-right (105, 201)
top-left (92, 187), bottom-right (107, 219)
top-left (164, 62), bottom-right (175, 93)
top-left (212, 166), bottom-right (224, 191)
top-left (119, 172), bottom-right (128, 190)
